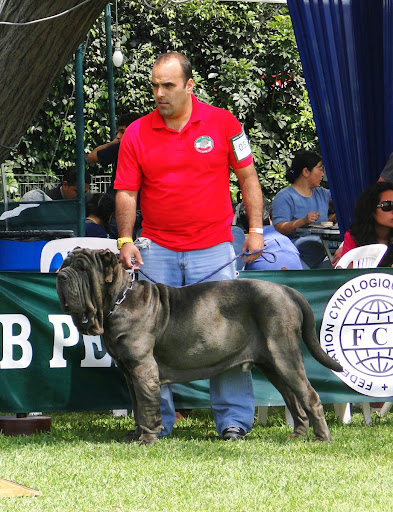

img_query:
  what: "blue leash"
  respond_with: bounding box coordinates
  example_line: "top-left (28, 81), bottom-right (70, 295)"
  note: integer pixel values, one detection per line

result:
top-left (137, 247), bottom-right (276, 287)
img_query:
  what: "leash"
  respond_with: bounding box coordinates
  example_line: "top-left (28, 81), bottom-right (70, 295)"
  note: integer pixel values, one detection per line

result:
top-left (108, 247), bottom-right (277, 315)
top-left (137, 247), bottom-right (277, 287)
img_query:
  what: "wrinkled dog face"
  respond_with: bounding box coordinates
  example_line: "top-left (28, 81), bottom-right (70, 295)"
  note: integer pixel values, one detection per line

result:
top-left (57, 248), bottom-right (116, 335)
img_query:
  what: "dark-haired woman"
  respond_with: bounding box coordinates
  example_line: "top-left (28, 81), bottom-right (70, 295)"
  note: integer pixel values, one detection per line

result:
top-left (272, 150), bottom-right (334, 269)
top-left (342, 181), bottom-right (393, 266)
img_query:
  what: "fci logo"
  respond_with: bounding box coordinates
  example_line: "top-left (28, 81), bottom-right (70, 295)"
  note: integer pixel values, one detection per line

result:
top-left (320, 273), bottom-right (393, 397)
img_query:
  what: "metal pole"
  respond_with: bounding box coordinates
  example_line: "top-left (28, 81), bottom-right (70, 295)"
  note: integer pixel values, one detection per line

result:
top-left (75, 44), bottom-right (86, 237)
top-left (1, 163), bottom-right (8, 230)
top-left (105, 3), bottom-right (117, 139)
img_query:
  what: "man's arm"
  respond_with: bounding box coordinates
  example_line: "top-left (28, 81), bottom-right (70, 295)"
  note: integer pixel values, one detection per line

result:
top-left (234, 163), bottom-right (264, 262)
top-left (87, 139), bottom-right (119, 164)
top-left (115, 189), bottom-right (143, 268)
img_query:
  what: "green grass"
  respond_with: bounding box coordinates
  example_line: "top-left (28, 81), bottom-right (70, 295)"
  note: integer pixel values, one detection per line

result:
top-left (1, 407), bottom-right (393, 512)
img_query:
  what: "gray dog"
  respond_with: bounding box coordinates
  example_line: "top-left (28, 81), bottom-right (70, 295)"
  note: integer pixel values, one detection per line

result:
top-left (56, 248), bottom-right (342, 444)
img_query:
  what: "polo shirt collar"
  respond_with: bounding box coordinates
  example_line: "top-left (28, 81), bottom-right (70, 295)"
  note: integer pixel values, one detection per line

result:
top-left (152, 94), bottom-right (201, 130)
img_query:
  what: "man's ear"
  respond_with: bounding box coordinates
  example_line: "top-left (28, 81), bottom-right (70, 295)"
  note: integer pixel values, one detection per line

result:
top-left (100, 249), bottom-right (118, 283)
top-left (186, 78), bottom-right (194, 94)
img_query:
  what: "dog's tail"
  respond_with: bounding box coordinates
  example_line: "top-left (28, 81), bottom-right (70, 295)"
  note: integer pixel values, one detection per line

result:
top-left (286, 286), bottom-right (343, 372)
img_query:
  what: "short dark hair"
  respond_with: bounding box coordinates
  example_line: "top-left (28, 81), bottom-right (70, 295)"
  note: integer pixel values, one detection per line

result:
top-left (117, 112), bottom-right (142, 128)
top-left (154, 52), bottom-right (193, 85)
top-left (286, 150), bottom-right (322, 184)
top-left (62, 166), bottom-right (91, 186)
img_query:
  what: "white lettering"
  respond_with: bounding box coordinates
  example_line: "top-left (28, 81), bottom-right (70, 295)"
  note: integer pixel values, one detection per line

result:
top-left (48, 314), bottom-right (79, 368)
top-left (0, 314), bottom-right (33, 369)
top-left (81, 335), bottom-right (112, 367)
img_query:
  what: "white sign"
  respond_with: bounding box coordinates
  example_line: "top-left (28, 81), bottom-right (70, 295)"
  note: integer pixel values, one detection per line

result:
top-left (320, 273), bottom-right (393, 397)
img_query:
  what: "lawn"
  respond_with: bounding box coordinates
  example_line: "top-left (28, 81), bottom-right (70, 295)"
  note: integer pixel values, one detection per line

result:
top-left (0, 407), bottom-right (392, 512)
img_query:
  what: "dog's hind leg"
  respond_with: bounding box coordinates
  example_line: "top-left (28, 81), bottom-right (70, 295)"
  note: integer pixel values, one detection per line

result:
top-left (257, 364), bottom-right (309, 438)
top-left (264, 354), bottom-right (331, 442)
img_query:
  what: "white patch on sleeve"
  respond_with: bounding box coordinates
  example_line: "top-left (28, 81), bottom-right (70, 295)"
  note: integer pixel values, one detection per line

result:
top-left (231, 130), bottom-right (252, 162)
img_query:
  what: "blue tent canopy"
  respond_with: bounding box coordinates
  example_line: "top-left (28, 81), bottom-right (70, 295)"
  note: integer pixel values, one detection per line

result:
top-left (287, 0), bottom-right (393, 233)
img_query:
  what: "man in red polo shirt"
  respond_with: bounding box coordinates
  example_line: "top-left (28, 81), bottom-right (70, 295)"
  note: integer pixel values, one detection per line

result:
top-left (115, 52), bottom-right (263, 441)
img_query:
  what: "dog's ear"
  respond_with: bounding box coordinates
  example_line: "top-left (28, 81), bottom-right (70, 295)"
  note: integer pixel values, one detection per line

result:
top-left (100, 249), bottom-right (118, 283)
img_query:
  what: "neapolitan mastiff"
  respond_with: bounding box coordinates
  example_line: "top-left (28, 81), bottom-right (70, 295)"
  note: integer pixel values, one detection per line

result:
top-left (56, 248), bottom-right (342, 444)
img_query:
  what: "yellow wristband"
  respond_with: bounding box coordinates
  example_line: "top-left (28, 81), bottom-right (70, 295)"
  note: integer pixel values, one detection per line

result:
top-left (249, 228), bottom-right (264, 235)
top-left (117, 237), bottom-right (134, 250)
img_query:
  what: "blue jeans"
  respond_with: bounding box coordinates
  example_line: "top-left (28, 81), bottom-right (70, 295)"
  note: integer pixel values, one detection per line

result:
top-left (137, 239), bottom-right (255, 437)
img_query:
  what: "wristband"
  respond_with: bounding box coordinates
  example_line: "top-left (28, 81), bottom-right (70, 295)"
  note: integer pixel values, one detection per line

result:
top-left (248, 228), bottom-right (264, 235)
top-left (117, 237), bottom-right (134, 250)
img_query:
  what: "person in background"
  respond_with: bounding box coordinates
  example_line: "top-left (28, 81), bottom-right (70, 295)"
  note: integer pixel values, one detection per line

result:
top-left (244, 196), bottom-right (303, 270)
top-left (378, 152), bottom-right (393, 183)
top-left (87, 112), bottom-right (143, 239)
top-left (340, 181), bottom-right (393, 266)
top-left (44, 167), bottom-right (91, 200)
top-left (87, 112), bottom-right (142, 188)
top-left (85, 192), bottom-right (116, 238)
top-left (272, 150), bottom-right (334, 269)
top-left (114, 51), bottom-right (263, 442)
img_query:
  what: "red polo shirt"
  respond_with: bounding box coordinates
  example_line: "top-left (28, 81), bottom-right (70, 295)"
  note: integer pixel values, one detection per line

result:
top-left (115, 95), bottom-right (253, 251)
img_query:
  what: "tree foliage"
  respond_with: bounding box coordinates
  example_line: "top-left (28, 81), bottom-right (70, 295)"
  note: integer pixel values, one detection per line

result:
top-left (6, 0), bottom-right (318, 200)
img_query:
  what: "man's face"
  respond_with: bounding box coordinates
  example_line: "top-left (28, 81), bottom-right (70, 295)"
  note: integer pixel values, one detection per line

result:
top-left (62, 182), bottom-right (89, 200)
top-left (151, 59), bottom-right (194, 120)
top-left (116, 125), bottom-right (127, 142)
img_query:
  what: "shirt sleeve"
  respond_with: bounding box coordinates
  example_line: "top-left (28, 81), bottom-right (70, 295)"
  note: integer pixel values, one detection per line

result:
top-left (97, 143), bottom-right (119, 167)
top-left (342, 230), bottom-right (358, 255)
top-left (272, 189), bottom-right (294, 225)
top-left (114, 123), bottom-right (142, 191)
top-left (225, 112), bottom-right (253, 169)
top-left (380, 153), bottom-right (393, 182)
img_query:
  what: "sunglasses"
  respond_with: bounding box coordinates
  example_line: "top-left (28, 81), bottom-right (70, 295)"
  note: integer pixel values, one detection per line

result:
top-left (377, 200), bottom-right (393, 212)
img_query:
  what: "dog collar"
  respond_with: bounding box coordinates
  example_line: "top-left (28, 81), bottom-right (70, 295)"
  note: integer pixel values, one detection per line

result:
top-left (107, 269), bottom-right (135, 316)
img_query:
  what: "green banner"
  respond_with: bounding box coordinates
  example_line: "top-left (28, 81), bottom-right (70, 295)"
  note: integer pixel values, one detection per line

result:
top-left (0, 269), bottom-right (392, 413)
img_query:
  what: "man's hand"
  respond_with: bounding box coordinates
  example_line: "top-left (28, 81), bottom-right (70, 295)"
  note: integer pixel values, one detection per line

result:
top-left (242, 232), bottom-right (264, 263)
top-left (119, 243), bottom-right (143, 269)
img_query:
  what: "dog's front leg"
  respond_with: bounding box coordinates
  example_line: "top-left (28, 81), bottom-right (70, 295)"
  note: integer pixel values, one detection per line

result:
top-left (131, 359), bottom-right (163, 445)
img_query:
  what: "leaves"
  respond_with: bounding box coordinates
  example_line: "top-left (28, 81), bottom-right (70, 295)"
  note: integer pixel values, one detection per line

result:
top-left (6, 0), bottom-right (318, 201)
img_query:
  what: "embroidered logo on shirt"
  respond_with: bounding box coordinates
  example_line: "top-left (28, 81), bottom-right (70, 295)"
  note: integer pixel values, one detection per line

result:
top-left (194, 136), bottom-right (214, 153)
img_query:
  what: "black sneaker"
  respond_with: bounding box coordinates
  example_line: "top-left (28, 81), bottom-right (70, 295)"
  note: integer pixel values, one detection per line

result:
top-left (222, 426), bottom-right (247, 441)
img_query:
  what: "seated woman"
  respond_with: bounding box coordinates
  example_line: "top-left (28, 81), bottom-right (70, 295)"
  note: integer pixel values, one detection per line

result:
top-left (272, 150), bottom-right (334, 269)
top-left (341, 181), bottom-right (393, 266)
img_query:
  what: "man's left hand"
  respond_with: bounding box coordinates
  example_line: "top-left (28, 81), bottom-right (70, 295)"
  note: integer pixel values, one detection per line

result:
top-left (242, 232), bottom-right (264, 263)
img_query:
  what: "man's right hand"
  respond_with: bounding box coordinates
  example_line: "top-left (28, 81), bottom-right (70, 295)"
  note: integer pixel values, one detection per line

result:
top-left (119, 243), bottom-right (144, 269)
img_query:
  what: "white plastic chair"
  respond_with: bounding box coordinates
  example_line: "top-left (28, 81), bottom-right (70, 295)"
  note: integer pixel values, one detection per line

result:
top-left (40, 237), bottom-right (118, 272)
top-left (335, 243), bottom-right (388, 270)
top-left (334, 243), bottom-right (388, 424)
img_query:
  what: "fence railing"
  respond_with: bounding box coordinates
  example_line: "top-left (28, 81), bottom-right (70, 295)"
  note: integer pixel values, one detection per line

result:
top-left (12, 174), bottom-right (112, 198)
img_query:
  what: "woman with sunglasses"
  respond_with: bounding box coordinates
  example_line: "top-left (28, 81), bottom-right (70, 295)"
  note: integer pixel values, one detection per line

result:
top-left (342, 181), bottom-right (393, 266)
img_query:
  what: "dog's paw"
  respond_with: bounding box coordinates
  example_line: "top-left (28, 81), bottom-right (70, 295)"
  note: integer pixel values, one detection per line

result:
top-left (139, 433), bottom-right (158, 445)
top-left (312, 434), bottom-right (331, 442)
top-left (122, 427), bottom-right (143, 443)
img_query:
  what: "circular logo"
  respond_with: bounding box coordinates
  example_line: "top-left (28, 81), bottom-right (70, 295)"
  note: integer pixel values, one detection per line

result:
top-left (194, 135), bottom-right (214, 153)
top-left (320, 273), bottom-right (393, 397)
